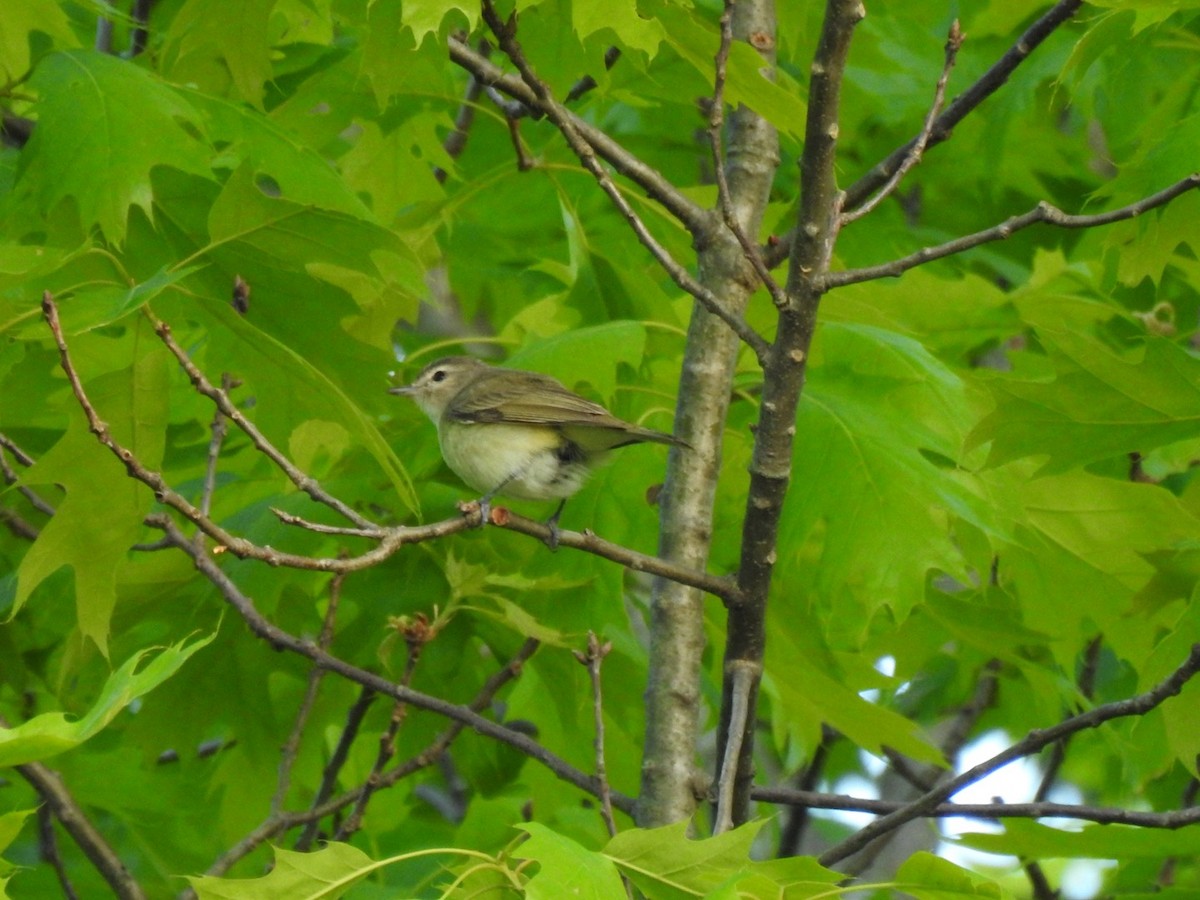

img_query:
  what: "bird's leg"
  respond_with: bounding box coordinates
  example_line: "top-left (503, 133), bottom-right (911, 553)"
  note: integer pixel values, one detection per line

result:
top-left (477, 466), bottom-right (526, 528)
top-left (543, 499), bottom-right (568, 551)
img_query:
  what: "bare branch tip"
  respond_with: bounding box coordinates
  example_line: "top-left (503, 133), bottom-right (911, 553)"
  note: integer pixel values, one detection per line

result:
top-left (947, 19), bottom-right (964, 53)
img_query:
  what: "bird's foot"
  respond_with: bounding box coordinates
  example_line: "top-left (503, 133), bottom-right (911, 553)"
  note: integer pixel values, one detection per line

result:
top-left (542, 500), bottom-right (567, 551)
top-left (457, 497), bottom-right (494, 528)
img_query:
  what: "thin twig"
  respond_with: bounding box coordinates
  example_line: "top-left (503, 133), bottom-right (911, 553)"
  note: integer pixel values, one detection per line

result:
top-left (46, 296), bottom-right (733, 598)
top-left (841, 20), bottom-right (963, 226)
top-left (448, 36), bottom-right (708, 235)
top-left (1035, 637), bottom-right (1102, 803)
top-left (468, 12), bottom-right (770, 365)
top-left (492, 506), bottom-right (741, 602)
top-left (129, 0), bottom-right (152, 56)
top-left (818, 640), bottom-right (1200, 864)
top-left (712, 660), bottom-right (760, 834)
top-left (38, 805), bottom-right (78, 900)
top-left (436, 42), bottom-right (489, 184)
top-left (821, 172), bottom-right (1200, 291)
top-left (271, 569), bottom-right (349, 816)
top-left (7, 740), bottom-right (146, 899)
top-left (0, 508), bottom-right (39, 540)
top-left (753, 787), bottom-right (1200, 830)
top-left (575, 632), bottom-right (618, 837)
top-left (293, 685), bottom-right (377, 853)
top-left (95, 13), bottom-right (114, 53)
top-left (565, 47), bottom-right (622, 103)
top-left (152, 515), bottom-right (617, 807)
top-left (213, 639), bottom-right (540, 876)
top-left (0, 432), bottom-right (57, 516)
top-left (43, 293), bottom-right (408, 567)
top-left (146, 311), bottom-right (376, 529)
top-left (484, 84), bottom-right (530, 118)
top-left (777, 727), bottom-right (835, 856)
top-left (335, 620), bottom-right (432, 840)
top-left (1158, 779), bottom-right (1200, 886)
top-left (706, 0), bottom-right (787, 309)
top-left (763, 0), bottom-right (1086, 267)
top-left (276, 504), bottom-right (738, 600)
top-left (844, 659), bottom-right (1001, 877)
top-left (0, 432), bottom-right (36, 466)
top-left (195, 372), bottom-right (235, 551)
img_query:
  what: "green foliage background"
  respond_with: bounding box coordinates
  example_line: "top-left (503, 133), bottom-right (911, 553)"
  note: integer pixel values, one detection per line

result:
top-left (2, 0), bottom-right (1200, 897)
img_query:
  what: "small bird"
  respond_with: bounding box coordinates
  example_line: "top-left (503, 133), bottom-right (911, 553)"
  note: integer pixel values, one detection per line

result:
top-left (391, 356), bottom-right (684, 545)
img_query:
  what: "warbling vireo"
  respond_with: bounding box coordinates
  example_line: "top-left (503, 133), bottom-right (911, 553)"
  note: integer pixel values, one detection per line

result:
top-left (390, 356), bottom-right (684, 543)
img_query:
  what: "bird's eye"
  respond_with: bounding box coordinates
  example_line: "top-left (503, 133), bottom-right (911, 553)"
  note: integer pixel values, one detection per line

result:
top-left (431, 369), bottom-right (447, 383)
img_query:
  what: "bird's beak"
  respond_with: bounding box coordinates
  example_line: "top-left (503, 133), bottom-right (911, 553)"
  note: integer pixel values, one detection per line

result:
top-left (389, 384), bottom-right (414, 396)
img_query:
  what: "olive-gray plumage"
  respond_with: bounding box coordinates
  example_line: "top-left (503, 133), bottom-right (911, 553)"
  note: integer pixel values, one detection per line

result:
top-left (390, 356), bottom-right (682, 517)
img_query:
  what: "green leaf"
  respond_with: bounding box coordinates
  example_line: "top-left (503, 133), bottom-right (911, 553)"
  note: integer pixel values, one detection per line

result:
top-left (957, 819), bottom-right (1200, 860)
top-left (605, 820), bottom-right (763, 899)
top-left (30, 264), bottom-right (204, 339)
top-left (507, 321), bottom-right (648, 401)
top-left (162, 0), bottom-right (278, 106)
top-left (706, 855), bottom-right (843, 899)
top-left (401, 0), bottom-right (479, 43)
top-left (0, 0), bottom-right (77, 83)
top-left (516, 823), bottom-right (627, 900)
top-left (574, 0), bottom-right (665, 56)
top-left (0, 633), bottom-right (214, 766)
top-left (896, 852), bottom-right (1013, 899)
top-left (15, 319), bottom-right (171, 649)
top-left (1005, 471), bottom-right (1200, 667)
top-left (22, 50), bottom-right (212, 242)
top-left (766, 622), bottom-right (945, 765)
top-left (340, 117), bottom-right (451, 220)
top-left (187, 89), bottom-right (376, 218)
top-left (779, 323), bottom-right (1002, 638)
top-left (188, 842), bottom-right (375, 899)
top-left (0, 808), bottom-right (32, 886)
top-left (971, 331), bottom-right (1200, 474)
top-left (651, 1), bottom-right (808, 142)
top-left (0, 809), bottom-right (33, 857)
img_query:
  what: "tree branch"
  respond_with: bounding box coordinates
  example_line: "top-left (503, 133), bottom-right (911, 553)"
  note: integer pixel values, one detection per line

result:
top-left (764, 0), bottom-right (1086, 267)
top-left (152, 515), bottom-right (628, 810)
top-left (706, 0), bottom-right (787, 309)
top-left (819, 641), bottom-right (1200, 865)
top-left (575, 632), bottom-right (619, 838)
top-left (845, 0), bottom-right (1083, 213)
top-left (206, 638), bottom-right (541, 879)
top-left (447, 36), bottom-right (708, 236)
top-left (271, 569), bottom-right (349, 816)
top-left (0, 432), bottom-right (57, 517)
top-left (638, 0), bottom-right (781, 829)
top-left (147, 311), bottom-right (375, 529)
top-left (335, 618), bottom-right (434, 841)
top-left (9, 749), bottom-right (146, 899)
top-left (753, 788), bottom-right (1200, 830)
top-left (822, 172), bottom-right (1200, 290)
top-left (44, 295), bottom-right (736, 603)
top-left (717, 0), bottom-right (864, 827)
top-left (840, 20), bottom-right (962, 226)
top-left (292, 684), bottom-right (376, 853)
top-left (479, 3), bottom-right (769, 365)
top-left (435, 42), bottom-right (488, 184)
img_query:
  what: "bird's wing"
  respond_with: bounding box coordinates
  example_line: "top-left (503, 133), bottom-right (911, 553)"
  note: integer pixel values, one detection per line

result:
top-left (448, 371), bottom-right (618, 426)
top-left (449, 370), bottom-right (685, 448)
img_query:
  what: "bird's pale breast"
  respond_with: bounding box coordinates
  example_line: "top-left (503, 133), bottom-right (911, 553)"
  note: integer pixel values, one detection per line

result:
top-left (438, 420), bottom-right (595, 500)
